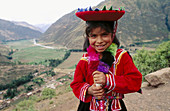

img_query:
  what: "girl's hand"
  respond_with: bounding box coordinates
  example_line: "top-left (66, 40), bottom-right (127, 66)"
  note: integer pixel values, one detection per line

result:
top-left (93, 71), bottom-right (106, 86)
top-left (87, 84), bottom-right (105, 99)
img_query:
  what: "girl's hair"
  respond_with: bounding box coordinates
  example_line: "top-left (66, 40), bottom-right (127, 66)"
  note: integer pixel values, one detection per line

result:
top-left (83, 21), bottom-right (120, 51)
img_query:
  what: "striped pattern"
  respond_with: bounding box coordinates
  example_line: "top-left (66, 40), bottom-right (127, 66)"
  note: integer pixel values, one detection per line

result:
top-left (104, 71), bottom-right (116, 92)
top-left (89, 94), bottom-right (123, 111)
top-left (104, 49), bottom-right (127, 93)
top-left (89, 49), bottom-right (126, 111)
top-left (79, 83), bottom-right (90, 102)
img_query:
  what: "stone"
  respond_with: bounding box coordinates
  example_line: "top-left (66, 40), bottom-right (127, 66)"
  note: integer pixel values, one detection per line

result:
top-left (144, 67), bottom-right (170, 87)
top-left (141, 82), bottom-right (149, 88)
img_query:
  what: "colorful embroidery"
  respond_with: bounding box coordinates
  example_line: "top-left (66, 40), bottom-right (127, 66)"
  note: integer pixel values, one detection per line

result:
top-left (79, 83), bottom-right (90, 102)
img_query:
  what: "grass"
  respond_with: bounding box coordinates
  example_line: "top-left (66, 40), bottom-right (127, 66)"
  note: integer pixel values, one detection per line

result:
top-left (4, 39), bottom-right (66, 64)
top-left (133, 38), bottom-right (170, 48)
top-left (12, 46), bottom-right (65, 63)
top-left (4, 39), bottom-right (33, 50)
top-left (68, 65), bottom-right (77, 69)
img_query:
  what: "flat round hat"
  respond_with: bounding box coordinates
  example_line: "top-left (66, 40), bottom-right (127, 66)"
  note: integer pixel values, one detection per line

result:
top-left (75, 6), bottom-right (125, 21)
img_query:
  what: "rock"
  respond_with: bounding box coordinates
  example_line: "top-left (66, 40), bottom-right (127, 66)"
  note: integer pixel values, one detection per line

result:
top-left (27, 92), bottom-right (33, 97)
top-left (145, 67), bottom-right (170, 87)
top-left (141, 82), bottom-right (149, 88)
top-left (0, 100), bottom-right (3, 103)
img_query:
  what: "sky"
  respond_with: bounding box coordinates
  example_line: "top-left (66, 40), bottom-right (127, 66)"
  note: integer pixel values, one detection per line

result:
top-left (0, 0), bottom-right (104, 25)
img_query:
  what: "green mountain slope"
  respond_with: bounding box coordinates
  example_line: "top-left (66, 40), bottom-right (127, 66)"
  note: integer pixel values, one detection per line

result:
top-left (0, 19), bottom-right (42, 42)
top-left (40, 0), bottom-right (170, 49)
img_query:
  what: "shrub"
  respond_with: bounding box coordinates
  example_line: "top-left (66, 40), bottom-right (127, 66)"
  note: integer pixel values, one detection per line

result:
top-left (24, 85), bottom-right (34, 92)
top-left (13, 99), bottom-right (37, 111)
top-left (3, 88), bottom-right (18, 99)
top-left (32, 77), bottom-right (44, 86)
top-left (49, 101), bottom-right (54, 104)
top-left (46, 70), bottom-right (56, 76)
top-left (133, 41), bottom-right (170, 80)
top-left (41, 88), bottom-right (56, 99)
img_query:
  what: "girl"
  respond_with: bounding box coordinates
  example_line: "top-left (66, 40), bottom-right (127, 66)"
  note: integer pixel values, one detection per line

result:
top-left (70, 6), bottom-right (142, 111)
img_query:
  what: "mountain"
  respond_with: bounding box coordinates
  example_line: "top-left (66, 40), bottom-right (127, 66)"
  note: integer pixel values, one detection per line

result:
top-left (39, 0), bottom-right (170, 49)
top-left (0, 19), bottom-right (42, 42)
top-left (12, 21), bottom-right (42, 32)
top-left (13, 21), bottom-right (51, 33)
top-left (35, 24), bottom-right (51, 33)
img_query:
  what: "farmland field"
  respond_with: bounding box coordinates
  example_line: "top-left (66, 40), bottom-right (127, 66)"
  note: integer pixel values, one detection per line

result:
top-left (57, 52), bottom-right (85, 69)
top-left (4, 39), bottom-right (34, 49)
top-left (4, 39), bottom-right (66, 64)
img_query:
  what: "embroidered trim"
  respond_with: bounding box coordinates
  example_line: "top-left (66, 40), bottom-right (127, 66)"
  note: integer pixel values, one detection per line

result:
top-left (90, 95), bottom-right (123, 110)
top-left (80, 54), bottom-right (88, 62)
top-left (105, 74), bottom-right (110, 87)
top-left (105, 71), bottom-right (116, 94)
top-left (114, 50), bottom-right (127, 75)
top-left (79, 83), bottom-right (90, 102)
top-left (80, 57), bottom-right (88, 61)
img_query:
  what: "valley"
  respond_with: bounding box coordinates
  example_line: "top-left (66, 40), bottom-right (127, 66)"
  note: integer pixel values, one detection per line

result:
top-left (0, 39), bottom-right (76, 110)
top-left (0, 38), bottom-right (81, 111)
top-left (0, 0), bottom-right (169, 110)
top-left (0, 39), bottom-right (169, 111)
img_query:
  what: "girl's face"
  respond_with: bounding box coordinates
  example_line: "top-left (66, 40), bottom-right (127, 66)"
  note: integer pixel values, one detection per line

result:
top-left (88, 27), bottom-right (113, 53)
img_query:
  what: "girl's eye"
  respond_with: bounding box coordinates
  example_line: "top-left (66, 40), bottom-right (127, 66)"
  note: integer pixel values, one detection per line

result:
top-left (102, 33), bottom-right (109, 37)
top-left (89, 34), bottom-right (96, 38)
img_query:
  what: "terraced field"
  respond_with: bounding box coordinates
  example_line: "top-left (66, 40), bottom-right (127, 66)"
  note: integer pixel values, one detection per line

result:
top-left (57, 52), bottom-right (85, 69)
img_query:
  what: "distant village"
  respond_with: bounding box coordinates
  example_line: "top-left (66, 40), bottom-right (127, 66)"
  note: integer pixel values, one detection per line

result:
top-left (0, 68), bottom-right (74, 110)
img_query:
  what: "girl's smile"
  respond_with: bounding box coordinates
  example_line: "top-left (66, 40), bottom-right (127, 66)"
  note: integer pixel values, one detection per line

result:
top-left (88, 27), bottom-right (113, 53)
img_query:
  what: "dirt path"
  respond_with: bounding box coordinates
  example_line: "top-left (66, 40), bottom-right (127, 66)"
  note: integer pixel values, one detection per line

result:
top-left (124, 83), bottom-right (170, 111)
top-left (57, 52), bottom-right (170, 111)
top-left (2, 76), bottom-right (170, 111)
top-left (63, 82), bottom-right (170, 111)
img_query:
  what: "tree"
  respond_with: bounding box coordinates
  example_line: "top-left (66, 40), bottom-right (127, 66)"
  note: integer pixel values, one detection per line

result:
top-left (3, 88), bottom-right (18, 99)
top-left (24, 84), bottom-right (34, 92)
top-left (32, 77), bottom-right (44, 86)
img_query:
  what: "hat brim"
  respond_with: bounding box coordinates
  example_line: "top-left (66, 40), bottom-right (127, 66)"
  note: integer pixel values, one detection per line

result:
top-left (76, 10), bottom-right (125, 21)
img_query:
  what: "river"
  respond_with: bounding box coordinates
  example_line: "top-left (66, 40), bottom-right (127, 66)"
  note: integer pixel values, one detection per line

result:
top-left (33, 39), bottom-right (67, 49)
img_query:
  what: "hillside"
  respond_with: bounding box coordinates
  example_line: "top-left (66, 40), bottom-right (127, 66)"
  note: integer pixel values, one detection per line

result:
top-left (2, 67), bottom-right (170, 111)
top-left (0, 19), bottom-right (42, 42)
top-left (1, 42), bottom-right (169, 110)
top-left (0, 45), bottom-right (11, 64)
top-left (39, 0), bottom-right (170, 49)
top-left (0, 44), bottom-right (10, 55)
top-left (13, 21), bottom-right (51, 33)
top-left (12, 21), bottom-right (42, 33)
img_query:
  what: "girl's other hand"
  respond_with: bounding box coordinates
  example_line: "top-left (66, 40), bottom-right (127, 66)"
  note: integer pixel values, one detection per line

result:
top-left (87, 84), bottom-right (105, 98)
top-left (93, 71), bottom-right (106, 86)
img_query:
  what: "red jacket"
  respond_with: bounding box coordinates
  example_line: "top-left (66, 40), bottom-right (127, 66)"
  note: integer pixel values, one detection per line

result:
top-left (70, 49), bottom-right (142, 109)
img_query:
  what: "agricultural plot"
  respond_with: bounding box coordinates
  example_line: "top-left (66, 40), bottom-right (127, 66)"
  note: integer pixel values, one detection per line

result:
top-left (5, 39), bottom-right (34, 50)
top-left (12, 46), bottom-right (65, 63)
top-left (57, 52), bottom-right (84, 69)
top-left (5, 40), bottom-right (66, 65)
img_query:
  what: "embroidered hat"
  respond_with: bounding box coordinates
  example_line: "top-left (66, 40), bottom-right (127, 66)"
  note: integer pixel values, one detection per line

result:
top-left (75, 6), bottom-right (125, 21)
